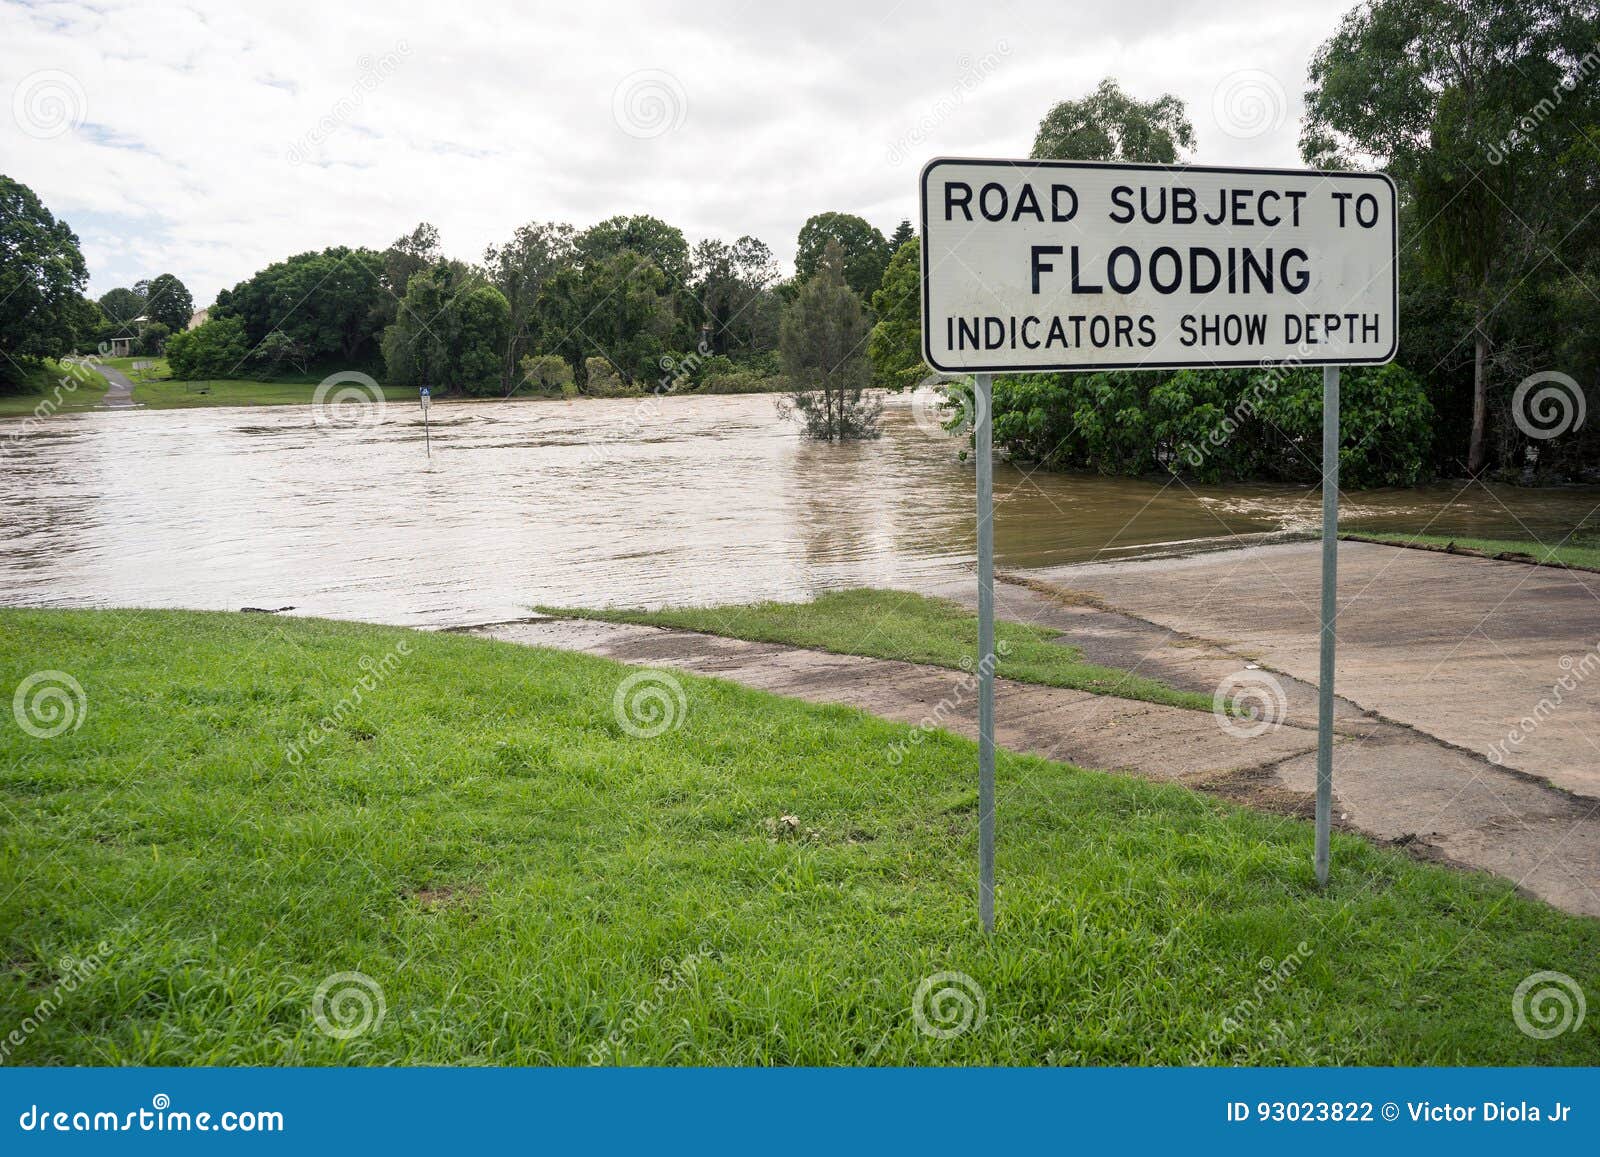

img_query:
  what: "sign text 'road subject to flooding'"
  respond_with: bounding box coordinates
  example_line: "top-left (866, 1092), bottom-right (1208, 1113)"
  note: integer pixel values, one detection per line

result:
top-left (919, 158), bottom-right (1398, 372)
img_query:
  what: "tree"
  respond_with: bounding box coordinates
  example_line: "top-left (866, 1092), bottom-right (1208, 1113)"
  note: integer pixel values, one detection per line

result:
top-left (889, 219), bottom-right (914, 250)
top-left (371, 222), bottom-right (443, 333)
top-left (795, 212), bottom-right (891, 301)
top-left (1302, 0), bottom-right (1600, 473)
top-left (690, 236), bottom-right (780, 355)
top-left (0, 175), bottom-right (91, 377)
top-left (98, 287), bottom-right (146, 327)
top-left (485, 221), bottom-right (576, 394)
top-left (165, 316), bottom-right (249, 380)
top-left (868, 237), bottom-right (924, 391)
top-left (540, 250), bottom-right (679, 387)
top-left (1031, 77), bottom-right (1194, 163)
top-left (142, 274), bottom-right (194, 335)
top-left (252, 330), bottom-right (312, 375)
top-left (381, 263), bottom-right (510, 395)
top-left (213, 247), bottom-right (385, 365)
top-left (576, 215), bottom-right (691, 287)
top-left (779, 240), bottom-right (879, 441)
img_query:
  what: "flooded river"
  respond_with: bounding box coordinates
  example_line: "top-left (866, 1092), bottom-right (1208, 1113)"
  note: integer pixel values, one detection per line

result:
top-left (2, 391), bottom-right (1596, 627)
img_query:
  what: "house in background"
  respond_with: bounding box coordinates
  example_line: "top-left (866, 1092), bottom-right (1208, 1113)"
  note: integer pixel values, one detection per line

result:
top-left (188, 308), bottom-right (209, 330)
top-left (107, 316), bottom-right (147, 357)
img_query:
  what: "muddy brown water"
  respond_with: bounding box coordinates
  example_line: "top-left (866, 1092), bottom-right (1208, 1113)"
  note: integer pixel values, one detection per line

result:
top-left (2, 390), bottom-right (1596, 627)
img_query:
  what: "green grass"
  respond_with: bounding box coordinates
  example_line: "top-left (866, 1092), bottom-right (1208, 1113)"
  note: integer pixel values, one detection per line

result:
top-left (1345, 531), bottom-right (1600, 571)
top-left (0, 359), bottom-right (108, 418)
top-left (132, 375), bottom-right (418, 410)
top-left (539, 588), bottom-right (1214, 712)
top-left (2, 608), bottom-right (1594, 1066)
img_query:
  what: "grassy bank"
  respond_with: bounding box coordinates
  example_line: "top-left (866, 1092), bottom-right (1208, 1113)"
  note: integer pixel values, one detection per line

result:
top-left (1345, 531), bottom-right (1600, 571)
top-left (0, 359), bottom-right (108, 418)
top-left (4, 608), bottom-right (1593, 1066)
top-left (538, 588), bottom-right (1213, 711)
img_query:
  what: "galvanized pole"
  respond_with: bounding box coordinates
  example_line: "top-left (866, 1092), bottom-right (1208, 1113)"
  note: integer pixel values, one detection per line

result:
top-left (1315, 365), bottom-right (1340, 885)
top-left (975, 372), bottom-right (996, 933)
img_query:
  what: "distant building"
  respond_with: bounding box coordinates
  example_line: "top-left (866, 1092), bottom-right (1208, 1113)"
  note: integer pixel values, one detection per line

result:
top-left (187, 308), bottom-right (209, 330)
top-left (107, 315), bottom-right (148, 358)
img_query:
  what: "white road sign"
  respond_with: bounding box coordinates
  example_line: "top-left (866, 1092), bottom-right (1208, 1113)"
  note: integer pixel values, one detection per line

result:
top-left (920, 158), bottom-right (1398, 373)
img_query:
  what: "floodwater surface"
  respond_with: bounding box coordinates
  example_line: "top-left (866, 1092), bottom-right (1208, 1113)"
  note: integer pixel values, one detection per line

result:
top-left (2, 391), bottom-right (1596, 626)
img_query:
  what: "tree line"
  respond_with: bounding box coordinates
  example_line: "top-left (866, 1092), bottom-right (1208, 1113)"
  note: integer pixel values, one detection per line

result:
top-left (3, 0), bottom-right (1595, 481)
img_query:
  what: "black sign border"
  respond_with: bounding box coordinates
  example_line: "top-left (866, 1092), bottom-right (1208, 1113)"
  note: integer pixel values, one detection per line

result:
top-left (918, 157), bottom-right (1400, 374)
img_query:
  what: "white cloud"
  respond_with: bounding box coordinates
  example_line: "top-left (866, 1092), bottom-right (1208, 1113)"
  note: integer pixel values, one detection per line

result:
top-left (2, 0), bottom-right (1351, 306)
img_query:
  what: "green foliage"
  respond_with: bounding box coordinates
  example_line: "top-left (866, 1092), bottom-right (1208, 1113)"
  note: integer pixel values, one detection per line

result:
top-left (519, 352), bottom-right (575, 396)
top-left (485, 221), bottom-right (576, 392)
top-left (251, 330), bottom-right (312, 376)
top-left (543, 252), bottom-right (680, 386)
top-left (795, 212), bottom-right (891, 301)
top-left (381, 264), bottom-right (510, 395)
top-left (97, 287), bottom-right (146, 326)
top-left (1031, 77), bottom-right (1195, 163)
top-left (868, 238), bottom-right (924, 391)
top-left (214, 247), bottom-right (386, 363)
top-left (779, 241), bottom-right (878, 440)
top-left (141, 273), bottom-right (193, 335)
top-left (163, 316), bottom-right (249, 380)
top-left (690, 236), bottom-right (779, 355)
top-left (548, 588), bottom-right (1212, 711)
top-left (582, 356), bottom-right (635, 397)
top-left (992, 364), bottom-right (1434, 487)
top-left (136, 321), bottom-right (171, 356)
top-left (4, 608), bottom-right (1596, 1065)
top-left (0, 175), bottom-right (92, 377)
top-left (1303, 0), bottom-right (1600, 474)
top-left (576, 215), bottom-right (691, 286)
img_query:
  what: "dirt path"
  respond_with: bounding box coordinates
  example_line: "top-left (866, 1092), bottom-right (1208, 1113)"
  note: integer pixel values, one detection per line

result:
top-left (96, 363), bottom-right (137, 408)
top-left (470, 613), bottom-right (1599, 918)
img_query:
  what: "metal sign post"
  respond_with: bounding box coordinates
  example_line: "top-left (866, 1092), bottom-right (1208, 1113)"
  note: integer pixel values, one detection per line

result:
top-left (919, 158), bottom-right (1398, 925)
top-left (1315, 365), bottom-right (1340, 884)
top-left (975, 372), bottom-right (996, 933)
top-left (419, 387), bottom-right (431, 459)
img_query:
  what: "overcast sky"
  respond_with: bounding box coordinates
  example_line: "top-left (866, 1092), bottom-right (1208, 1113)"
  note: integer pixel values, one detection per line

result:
top-left (4, 0), bottom-right (1355, 307)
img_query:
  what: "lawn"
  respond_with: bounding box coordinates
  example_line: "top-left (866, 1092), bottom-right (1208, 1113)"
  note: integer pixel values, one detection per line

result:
top-left (538, 588), bottom-right (1214, 711)
top-left (0, 359), bottom-right (108, 419)
top-left (1344, 531), bottom-right (1600, 571)
top-left (2, 608), bottom-right (1595, 1066)
top-left (133, 373), bottom-right (418, 410)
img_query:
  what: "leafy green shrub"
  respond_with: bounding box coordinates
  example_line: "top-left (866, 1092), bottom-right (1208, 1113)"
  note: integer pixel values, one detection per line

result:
top-left (520, 353), bottom-right (575, 396)
top-left (164, 316), bottom-right (248, 380)
top-left (992, 363), bottom-right (1435, 488)
top-left (583, 356), bottom-right (638, 397)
